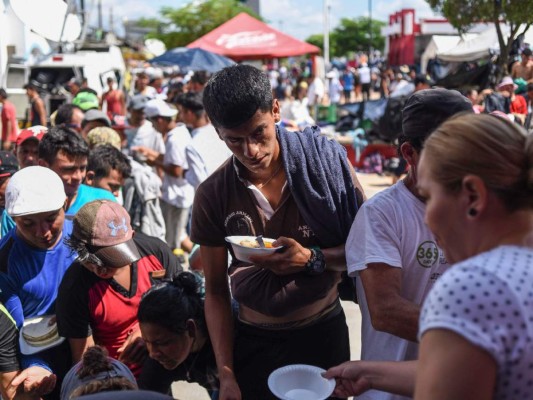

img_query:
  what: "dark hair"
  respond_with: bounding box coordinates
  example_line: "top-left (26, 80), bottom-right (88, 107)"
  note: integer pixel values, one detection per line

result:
top-left (138, 272), bottom-right (206, 336)
top-left (414, 74), bottom-right (428, 86)
top-left (88, 144), bottom-right (132, 180)
top-left (190, 71), bottom-right (209, 86)
top-left (55, 104), bottom-right (83, 126)
top-left (39, 126), bottom-right (89, 165)
top-left (397, 134), bottom-right (424, 155)
top-left (79, 87), bottom-right (98, 96)
top-left (175, 92), bottom-right (205, 118)
top-left (0, 88), bottom-right (7, 99)
top-left (23, 82), bottom-right (38, 91)
top-left (527, 83), bottom-right (533, 92)
top-left (76, 346), bottom-right (114, 379)
top-left (203, 64), bottom-right (273, 128)
top-left (71, 346), bottom-right (136, 398)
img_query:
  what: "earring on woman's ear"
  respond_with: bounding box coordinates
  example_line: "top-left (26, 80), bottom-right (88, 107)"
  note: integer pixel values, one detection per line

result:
top-left (468, 208), bottom-right (478, 217)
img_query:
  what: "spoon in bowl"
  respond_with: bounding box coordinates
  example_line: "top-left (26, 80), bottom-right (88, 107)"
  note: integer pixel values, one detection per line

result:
top-left (256, 235), bottom-right (266, 248)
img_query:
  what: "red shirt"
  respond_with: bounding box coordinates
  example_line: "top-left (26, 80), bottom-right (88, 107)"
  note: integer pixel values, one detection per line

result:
top-left (1, 101), bottom-right (18, 142)
top-left (511, 95), bottom-right (527, 115)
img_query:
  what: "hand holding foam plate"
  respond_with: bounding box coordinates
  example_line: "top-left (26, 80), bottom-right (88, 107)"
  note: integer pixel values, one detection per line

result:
top-left (268, 364), bottom-right (335, 400)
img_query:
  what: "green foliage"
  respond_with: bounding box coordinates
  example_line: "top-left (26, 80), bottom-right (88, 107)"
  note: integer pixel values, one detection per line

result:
top-left (334, 17), bottom-right (385, 56)
top-left (426, 0), bottom-right (533, 74)
top-left (146, 0), bottom-right (262, 49)
top-left (427, 0), bottom-right (533, 32)
top-left (305, 17), bottom-right (385, 58)
top-left (306, 34), bottom-right (324, 52)
top-left (136, 17), bottom-right (162, 30)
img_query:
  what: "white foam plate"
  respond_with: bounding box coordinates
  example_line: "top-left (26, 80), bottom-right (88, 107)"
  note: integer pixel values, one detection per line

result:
top-left (19, 317), bottom-right (66, 355)
top-left (225, 235), bottom-right (283, 263)
top-left (268, 364), bottom-right (335, 400)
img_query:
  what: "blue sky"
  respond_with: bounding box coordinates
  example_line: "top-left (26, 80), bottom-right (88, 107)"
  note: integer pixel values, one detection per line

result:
top-left (94, 0), bottom-right (438, 40)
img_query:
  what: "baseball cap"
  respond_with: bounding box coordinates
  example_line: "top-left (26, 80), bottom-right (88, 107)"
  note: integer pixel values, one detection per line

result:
top-left (73, 92), bottom-right (99, 111)
top-left (61, 355), bottom-right (136, 400)
top-left (82, 109), bottom-right (111, 127)
top-left (402, 88), bottom-right (474, 139)
top-left (16, 126), bottom-right (48, 146)
top-left (127, 94), bottom-right (149, 111)
top-left (0, 151), bottom-right (19, 178)
top-left (71, 200), bottom-right (141, 268)
top-left (6, 166), bottom-right (66, 217)
top-left (144, 99), bottom-right (178, 119)
top-left (86, 127), bottom-right (121, 150)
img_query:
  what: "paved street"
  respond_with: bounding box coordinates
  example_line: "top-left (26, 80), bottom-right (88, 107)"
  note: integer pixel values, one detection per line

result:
top-left (173, 172), bottom-right (392, 399)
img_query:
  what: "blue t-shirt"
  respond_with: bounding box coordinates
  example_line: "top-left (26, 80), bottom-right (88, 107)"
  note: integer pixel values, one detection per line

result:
top-left (0, 209), bottom-right (15, 239)
top-left (0, 219), bottom-right (76, 328)
top-left (342, 71), bottom-right (354, 90)
top-left (66, 184), bottom-right (116, 217)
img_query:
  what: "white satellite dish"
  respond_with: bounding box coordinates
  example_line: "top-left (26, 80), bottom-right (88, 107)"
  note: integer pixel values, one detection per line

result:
top-left (145, 39), bottom-right (167, 57)
top-left (9, 0), bottom-right (82, 42)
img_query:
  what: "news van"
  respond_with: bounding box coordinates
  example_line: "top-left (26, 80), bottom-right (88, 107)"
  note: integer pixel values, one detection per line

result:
top-left (3, 44), bottom-right (126, 122)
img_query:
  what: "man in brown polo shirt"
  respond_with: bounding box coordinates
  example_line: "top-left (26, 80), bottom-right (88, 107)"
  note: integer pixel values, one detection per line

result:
top-left (191, 64), bottom-right (364, 399)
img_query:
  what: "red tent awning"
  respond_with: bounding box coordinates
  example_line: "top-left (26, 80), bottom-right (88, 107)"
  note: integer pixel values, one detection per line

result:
top-left (187, 13), bottom-right (320, 60)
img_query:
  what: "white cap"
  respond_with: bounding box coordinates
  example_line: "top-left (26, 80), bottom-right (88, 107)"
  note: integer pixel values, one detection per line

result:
top-left (144, 99), bottom-right (178, 119)
top-left (6, 166), bottom-right (66, 217)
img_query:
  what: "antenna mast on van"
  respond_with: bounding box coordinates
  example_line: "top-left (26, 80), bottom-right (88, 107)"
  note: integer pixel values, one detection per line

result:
top-left (75, 0), bottom-right (94, 49)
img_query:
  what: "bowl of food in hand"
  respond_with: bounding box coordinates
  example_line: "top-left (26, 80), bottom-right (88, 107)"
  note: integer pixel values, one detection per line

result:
top-left (268, 364), bottom-right (335, 400)
top-left (225, 235), bottom-right (283, 263)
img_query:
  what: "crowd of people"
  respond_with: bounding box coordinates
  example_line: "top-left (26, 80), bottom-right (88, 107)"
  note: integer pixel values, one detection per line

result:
top-left (0, 58), bottom-right (532, 400)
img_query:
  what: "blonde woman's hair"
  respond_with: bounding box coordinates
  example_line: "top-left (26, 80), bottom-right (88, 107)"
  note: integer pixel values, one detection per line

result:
top-left (423, 113), bottom-right (533, 211)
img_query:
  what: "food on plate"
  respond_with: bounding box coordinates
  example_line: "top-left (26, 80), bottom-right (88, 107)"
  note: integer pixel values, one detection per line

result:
top-left (239, 239), bottom-right (274, 248)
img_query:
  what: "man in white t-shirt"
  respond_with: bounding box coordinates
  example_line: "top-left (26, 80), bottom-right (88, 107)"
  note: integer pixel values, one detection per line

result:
top-left (175, 92), bottom-right (232, 189)
top-left (358, 61), bottom-right (372, 101)
top-left (131, 99), bottom-right (194, 252)
top-left (124, 95), bottom-right (165, 156)
top-left (345, 88), bottom-right (474, 400)
top-left (307, 74), bottom-right (325, 107)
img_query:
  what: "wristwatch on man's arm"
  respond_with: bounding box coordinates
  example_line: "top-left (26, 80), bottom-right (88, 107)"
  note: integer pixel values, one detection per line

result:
top-left (304, 248), bottom-right (326, 275)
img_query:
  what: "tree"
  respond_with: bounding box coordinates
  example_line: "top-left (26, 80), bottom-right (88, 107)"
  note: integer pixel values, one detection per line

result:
top-left (146, 0), bottom-right (262, 49)
top-left (334, 17), bottom-right (385, 56)
top-left (305, 17), bottom-right (385, 59)
top-left (306, 34), bottom-right (338, 57)
top-left (427, 0), bottom-right (533, 78)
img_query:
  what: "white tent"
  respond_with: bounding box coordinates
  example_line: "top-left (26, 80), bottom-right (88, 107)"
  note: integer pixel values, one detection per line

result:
top-left (421, 34), bottom-right (477, 73)
top-left (437, 25), bottom-right (511, 62)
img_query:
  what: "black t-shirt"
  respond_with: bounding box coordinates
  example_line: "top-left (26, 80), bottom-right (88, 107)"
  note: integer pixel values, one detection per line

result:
top-left (0, 304), bottom-right (19, 373)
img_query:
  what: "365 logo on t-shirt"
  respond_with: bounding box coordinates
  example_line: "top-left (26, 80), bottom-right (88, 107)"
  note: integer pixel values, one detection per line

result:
top-left (416, 240), bottom-right (440, 268)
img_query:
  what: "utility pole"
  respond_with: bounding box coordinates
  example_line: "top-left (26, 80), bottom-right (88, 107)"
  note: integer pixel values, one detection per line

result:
top-left (97, 0), bottom-right (103, 31)
top-left (323, 0), bottom-right (330, 68)
top-left (369, 0), bottom-right (373, 61)
top-left (109, 6), bottom-right (114, 34)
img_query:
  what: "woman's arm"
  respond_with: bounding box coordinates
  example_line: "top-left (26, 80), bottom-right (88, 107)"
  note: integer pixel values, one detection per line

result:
top-left (415, 329), bottom-right (496, 400)
top-left (324, 360), bottom-right (416, 398)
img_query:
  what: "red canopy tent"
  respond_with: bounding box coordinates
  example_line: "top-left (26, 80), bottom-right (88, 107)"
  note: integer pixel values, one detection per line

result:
top-left (187, 13), bottom-right (320, 60)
